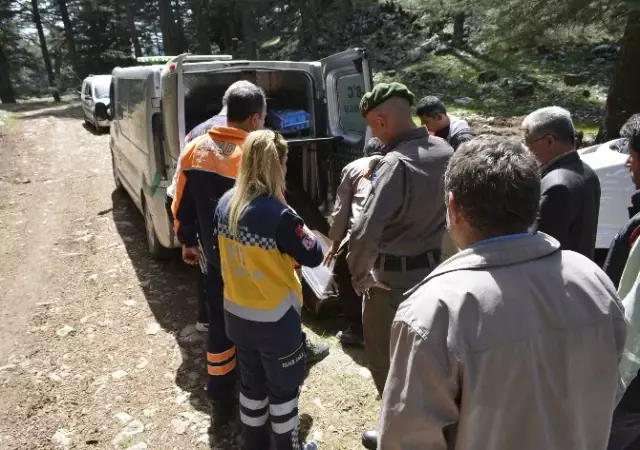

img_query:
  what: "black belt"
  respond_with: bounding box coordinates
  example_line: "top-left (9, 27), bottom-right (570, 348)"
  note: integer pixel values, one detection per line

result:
top-left (376, 250), bottom-right (441, 272)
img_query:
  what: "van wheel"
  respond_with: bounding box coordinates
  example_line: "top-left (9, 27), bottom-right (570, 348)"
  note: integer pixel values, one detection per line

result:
top-left (143, 199), bottom-right (170, 261)
top-left (111, 151), bottom-right (124, 193)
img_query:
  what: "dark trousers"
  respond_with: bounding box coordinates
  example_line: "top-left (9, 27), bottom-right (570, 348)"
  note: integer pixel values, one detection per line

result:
top-left (196, 270), bottom-right (208, 323)
top-left (608, 407), bottom-right (640, 450)
top-left (334, 244), bottom-right (363, 335)
top-left (204, 261), bottom-right (237, 402)
top-left (608, 375), bottom-right (640, 450)
top-left (364, 262), bottom-right (437, 395)
top-left (165, 195), bottom-right (208, 325)
top-left (227, 308), bottom-right (307, 450)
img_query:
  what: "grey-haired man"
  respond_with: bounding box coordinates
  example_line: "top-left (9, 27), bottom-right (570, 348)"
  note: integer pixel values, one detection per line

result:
top-left (522, 106), bottom-right (601, 259)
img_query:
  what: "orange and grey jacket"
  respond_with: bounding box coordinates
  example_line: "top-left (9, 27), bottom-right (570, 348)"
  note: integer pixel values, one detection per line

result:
top-left (171, 126), bottom-right (248, 260)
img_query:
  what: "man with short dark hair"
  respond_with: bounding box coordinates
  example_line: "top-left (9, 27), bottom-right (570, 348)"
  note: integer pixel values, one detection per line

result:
top-left (185, 80), bottom-right (256, 144)
top-left (172, 82), bottom-right (267, 428)
top-left (166, 80), bottom-right (257, 334)
top-left (375, 136), bottom-right (625, 450)
top-left (523, 106), bottom-right (601, 259)
top-left (324, 137), bottom-right (385, 346)
top-left (416, 95), bottom-right (472, 150)
top-left (604, 114), bottom-right (640, 288)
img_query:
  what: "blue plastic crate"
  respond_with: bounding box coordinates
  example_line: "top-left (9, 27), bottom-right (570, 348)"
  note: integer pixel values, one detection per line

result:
top-left (268, 109), bottom-right (311, 135)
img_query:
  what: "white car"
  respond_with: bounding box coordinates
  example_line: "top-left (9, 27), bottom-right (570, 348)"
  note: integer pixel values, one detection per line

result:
top-left (578, 138), bottom-right (634, 261)
top-left (80, 74), bottom-right (112, 131)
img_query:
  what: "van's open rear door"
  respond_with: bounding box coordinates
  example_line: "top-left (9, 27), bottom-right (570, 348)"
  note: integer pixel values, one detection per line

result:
top-left (318, 48), bottom-right (373, 199)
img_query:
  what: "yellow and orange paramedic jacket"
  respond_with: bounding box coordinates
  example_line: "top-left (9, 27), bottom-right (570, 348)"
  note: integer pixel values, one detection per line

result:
top-left (171, 126), bottom-right (248, 260)
top-left (213, 189), bottom-right (324, 322)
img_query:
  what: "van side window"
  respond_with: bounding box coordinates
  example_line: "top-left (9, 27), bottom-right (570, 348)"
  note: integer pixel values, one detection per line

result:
top-left (115, 79), bottom-right (128, 121)
top-left (84, 83), bottom-right (91, 97)
top-left (129, 79), bottom-right (147, 149)
top-left (116, 78), bottom-right (148, 149)
top-left (336, 74), bottom-right (367, 135)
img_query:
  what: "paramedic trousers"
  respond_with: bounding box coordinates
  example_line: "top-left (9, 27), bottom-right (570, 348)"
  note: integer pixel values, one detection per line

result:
top-left (364, 252), bottom-right (439, 395)
top-left (204, 261), bottom-right (237, 403)
top-left (164, 195), bottom-right (208, 325)
top-left (334, 243), bottom-right (363, 336)
top-left (226, 308), bottom-right (307, 450)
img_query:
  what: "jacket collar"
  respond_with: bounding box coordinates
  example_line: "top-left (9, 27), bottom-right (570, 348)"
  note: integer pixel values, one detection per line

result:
top-left (629, 190), bottom-right (640, 218)
top-left (405, 232), bottom-right (561, 297)
top-left (541, 150), bottom-right (579, 176)
top-left (386, 127), bottom-right (429, 152)
top-left (209, 125), bottom-right (249, 141)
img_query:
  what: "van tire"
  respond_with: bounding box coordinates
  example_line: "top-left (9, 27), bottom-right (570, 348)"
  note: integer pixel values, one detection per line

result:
top-left (111, 151), bottom-right (124, 193)
top-left (143, 198), bottom-right (170, 261)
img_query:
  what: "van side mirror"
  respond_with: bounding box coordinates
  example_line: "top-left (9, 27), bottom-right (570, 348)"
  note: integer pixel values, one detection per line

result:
top-left (95, 102), bottom-right (109, 121)
top-left (84, 95), bottom-right (92, 100)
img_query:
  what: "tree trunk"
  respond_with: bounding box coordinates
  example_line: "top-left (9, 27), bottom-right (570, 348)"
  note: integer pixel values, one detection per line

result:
top-left (113, 0), bottom-right (132, 55)
top-left (452, 12), bottom-right (465, 47)
top-left (159, 0), bottom-right (179, 55)
top-left (127, 4), bottom-right (142, 57)
top-left (195, 0), bottom-right (211, 54)
top-left (240, 0), bottom-right (257, 59)
top-left (600, 10), bottom-right (640, 141)
top-left (32, 0), bottom-right (61, 102)
top-left (299, 0), bottom-right (319, 59)
top-left (57, 0), bottom-right (79, 74)
top-left (174, 0), bottom-right (186, 52)
top-left (0, 40), bottom-right (16, 103)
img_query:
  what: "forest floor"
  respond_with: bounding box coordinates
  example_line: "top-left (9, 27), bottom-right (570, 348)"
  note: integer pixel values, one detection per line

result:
top-left (0, 102), bottom-right (378, 450)
top-left (373, 44), bottom-right (615, 141)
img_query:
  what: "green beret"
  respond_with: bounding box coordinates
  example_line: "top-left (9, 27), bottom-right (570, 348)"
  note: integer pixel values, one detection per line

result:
top-left (359, 82), bottom-right (415, 117)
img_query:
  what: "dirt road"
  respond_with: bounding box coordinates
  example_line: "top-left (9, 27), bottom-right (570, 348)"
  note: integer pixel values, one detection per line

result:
top-left (0, 102), bottom-right (378, 450)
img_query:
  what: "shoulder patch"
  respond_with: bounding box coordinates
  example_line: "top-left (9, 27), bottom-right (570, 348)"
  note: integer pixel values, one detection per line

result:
top-left (294, 224), bottom-right (316, 250)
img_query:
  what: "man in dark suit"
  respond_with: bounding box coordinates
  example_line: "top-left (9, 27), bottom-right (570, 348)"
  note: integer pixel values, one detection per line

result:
top-left (522, 106), bottom-right (601, 259)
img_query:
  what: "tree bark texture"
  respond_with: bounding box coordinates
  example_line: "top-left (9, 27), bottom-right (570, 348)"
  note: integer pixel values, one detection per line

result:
top-left (601, 10), bottom-right (640, 140)
top-left (0, 39), bottom-right (16, 103)
top-left (57, 0), bottom-right (79, 74)
top-left (32, 0), bottom-right (61, 102)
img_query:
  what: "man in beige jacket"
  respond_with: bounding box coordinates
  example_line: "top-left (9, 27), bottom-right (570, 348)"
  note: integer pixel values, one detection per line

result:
top-left (375, 136), bottom-right (626, 450)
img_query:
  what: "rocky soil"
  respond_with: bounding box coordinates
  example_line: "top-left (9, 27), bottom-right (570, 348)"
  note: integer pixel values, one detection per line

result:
top-left (0, 102), bottom-right (379, 450)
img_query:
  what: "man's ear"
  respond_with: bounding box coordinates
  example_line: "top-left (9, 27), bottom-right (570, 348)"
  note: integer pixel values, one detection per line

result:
top-left (447, 192), bottom-right (461, 226)
top-left (249, 113), bottom-right (259, 128)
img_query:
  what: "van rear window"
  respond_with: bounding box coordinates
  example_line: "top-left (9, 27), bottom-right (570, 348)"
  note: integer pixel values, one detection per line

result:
top-left (336, 74), bottom-right (367, 135)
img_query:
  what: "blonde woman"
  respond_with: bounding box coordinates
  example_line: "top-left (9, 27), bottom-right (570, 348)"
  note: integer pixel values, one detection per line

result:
top-left (212, 130), bottom-right (322, 450)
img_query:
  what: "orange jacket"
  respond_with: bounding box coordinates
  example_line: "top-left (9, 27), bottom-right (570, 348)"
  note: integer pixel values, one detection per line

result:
top-left (171, 126), bottom-right (248, 257)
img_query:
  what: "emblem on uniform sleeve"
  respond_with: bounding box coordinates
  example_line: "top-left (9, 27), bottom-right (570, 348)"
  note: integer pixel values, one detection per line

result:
top-left (295, 224), bottom-right (316, 250)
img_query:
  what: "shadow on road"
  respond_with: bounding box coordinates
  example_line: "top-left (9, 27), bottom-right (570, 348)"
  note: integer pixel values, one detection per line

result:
top-left (82, 121), bottom-right (107, 136)
top-left (110, 190), bottom-right (212, 416)
top-left (109, 186), bottom-right (366, 424)
top-left (5, 102), bottom-right (85, 121)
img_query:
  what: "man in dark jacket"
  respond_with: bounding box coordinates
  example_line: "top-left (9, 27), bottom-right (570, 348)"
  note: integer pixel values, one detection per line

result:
top-left (522, 106), bottom-right (601, 260)
top-left (416, 96), bottom-right (473, 150)
top-left (604, 114), bottom-right (640, 288)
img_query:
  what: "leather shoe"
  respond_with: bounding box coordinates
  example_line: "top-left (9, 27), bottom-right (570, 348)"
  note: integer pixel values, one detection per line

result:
top-left (304, 338), bottom-right (330, 364)
top-left (337, 328), bottom-right (364, 347)
top-left (361, 430), bottom-right (378, 449)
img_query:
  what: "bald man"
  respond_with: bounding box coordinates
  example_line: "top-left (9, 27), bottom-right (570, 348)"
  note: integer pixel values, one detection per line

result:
top-left (349, 83), bottom-right (453, 411)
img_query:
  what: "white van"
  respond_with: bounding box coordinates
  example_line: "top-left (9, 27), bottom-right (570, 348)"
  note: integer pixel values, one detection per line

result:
top-left (80, 74), bottom-right (112, 131)
top-left (109, 50), bottom-right (372, 269)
